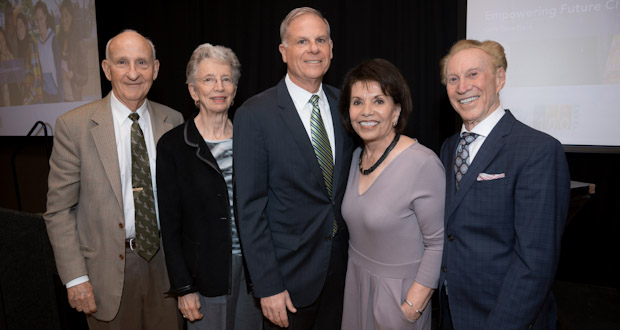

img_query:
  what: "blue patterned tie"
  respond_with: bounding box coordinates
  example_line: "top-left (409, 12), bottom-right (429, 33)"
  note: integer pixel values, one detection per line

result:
top-left (309, 95), bottom-right (337, 234)
top-left (454, 132), bottom-right (479, 190)
top-left (129, 113), bottom-right (159, 261)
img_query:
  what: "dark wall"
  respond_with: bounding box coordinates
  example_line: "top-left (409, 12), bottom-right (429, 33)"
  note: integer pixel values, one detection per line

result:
top-left (559, 152), bottom-right (620, 288)
top-left (0, 0), bottom-right (617, 288)
top-left (1, 0), bottom-right (461, 209)
top-left (93, 0), bottom-right (462, 152)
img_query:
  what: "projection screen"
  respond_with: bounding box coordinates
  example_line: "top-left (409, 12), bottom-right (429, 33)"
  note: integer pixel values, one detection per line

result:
top-left (467, 0), bottom-right (620, 148)
top-left (0, 0), bottom-right (101, 136)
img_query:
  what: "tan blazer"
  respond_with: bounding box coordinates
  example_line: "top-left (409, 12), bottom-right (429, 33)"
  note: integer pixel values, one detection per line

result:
top-left (44, 93), bottom-right (183, 321)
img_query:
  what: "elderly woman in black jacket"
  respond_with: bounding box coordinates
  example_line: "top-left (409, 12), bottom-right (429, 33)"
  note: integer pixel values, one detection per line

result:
top-left (157, 43), bottom-right (262, 329)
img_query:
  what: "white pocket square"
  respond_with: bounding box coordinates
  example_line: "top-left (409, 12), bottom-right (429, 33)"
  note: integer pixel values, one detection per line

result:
top-left (477, 173), bottom-right (505, 181)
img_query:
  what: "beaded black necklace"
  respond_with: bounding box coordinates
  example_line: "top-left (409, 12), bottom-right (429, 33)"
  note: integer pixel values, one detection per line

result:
top-left (359, 133), bottom-right (401, 175)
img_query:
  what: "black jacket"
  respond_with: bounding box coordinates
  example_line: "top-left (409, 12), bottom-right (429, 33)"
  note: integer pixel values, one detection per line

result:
top-left (157, 116), bottom-right (235, 297)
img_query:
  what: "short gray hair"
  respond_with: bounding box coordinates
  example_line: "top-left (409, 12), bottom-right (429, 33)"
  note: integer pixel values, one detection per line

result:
top-left (105, 29), bottom-right (156, 61)
top-left (280, 7), bottom-right (331, 46)
top-left (185, 43), bottom-right (241, 85)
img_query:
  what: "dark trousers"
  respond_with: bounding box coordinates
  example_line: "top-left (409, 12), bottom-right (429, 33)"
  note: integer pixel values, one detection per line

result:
top-left (440, 286), bottom-right (455, 330)
top-left (264, 231), bottom-right (348, 330)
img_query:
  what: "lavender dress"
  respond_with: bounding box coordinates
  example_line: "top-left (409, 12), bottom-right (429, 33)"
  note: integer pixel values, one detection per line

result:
top-left (341, 142), bottom-right (445, 330)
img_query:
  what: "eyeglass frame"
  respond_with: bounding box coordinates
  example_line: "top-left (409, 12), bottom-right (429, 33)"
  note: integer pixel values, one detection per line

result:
top-left (194, 75), bottom-right (235, 87)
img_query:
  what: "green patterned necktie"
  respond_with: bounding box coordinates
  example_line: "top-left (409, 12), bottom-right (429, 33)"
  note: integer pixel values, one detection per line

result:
top-left (128, 113), bottom-right (159, 261)
top-left (309, 95), bottom-right (337, 234)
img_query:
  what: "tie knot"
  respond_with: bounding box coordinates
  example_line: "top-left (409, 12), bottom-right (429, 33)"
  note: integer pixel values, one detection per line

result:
top-left (460, 132), bottom-right (478, 144)
top-left (309, 94), bottom-right (319, 106)
top-left (129, 113), bottom-right (140, 123)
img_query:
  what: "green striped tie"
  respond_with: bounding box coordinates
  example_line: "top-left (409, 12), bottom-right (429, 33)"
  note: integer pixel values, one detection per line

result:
top-left (129, 113), bottom-right (160, 261)
top-left (309, 95), bottom-right (337, 234)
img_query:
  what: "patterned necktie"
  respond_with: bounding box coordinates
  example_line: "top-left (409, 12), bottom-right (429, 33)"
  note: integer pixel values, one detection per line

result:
top-left (309, 95), bottom-right (337, 234)
top-left (129, 113), bottom-right (159, 261)
top-left (454, 132), bottom-right (479, 190)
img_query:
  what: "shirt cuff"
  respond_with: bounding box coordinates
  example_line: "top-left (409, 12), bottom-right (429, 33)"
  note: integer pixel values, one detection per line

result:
top-left (66, 275), bottom-right (89, 288)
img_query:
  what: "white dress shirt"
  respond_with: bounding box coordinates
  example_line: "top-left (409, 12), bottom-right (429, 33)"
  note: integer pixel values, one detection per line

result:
top-left (284, 74), bottom-right (336, 162)
top-left (66, 92), bottom-right (159, 288)
top-left (459, 106), bottom-right (506, 165)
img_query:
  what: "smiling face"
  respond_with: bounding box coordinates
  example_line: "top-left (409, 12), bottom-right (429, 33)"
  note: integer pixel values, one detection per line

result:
top-left (188, 58), bottom-right (236, 114)
top-left (60, 7), bottom-right (72, 33)
top-left (16, 17), bottom-right (26, 41)
top-left (279, 13), bottom-right (333, 93)
top-left (101, 31), bottom-right (159, 111)
top-left (349, 80), bottom-right (401, 145)
top-left (445, 48), bottom-right (505, 130)
top-left (34, 8), bottom-right (47, 34)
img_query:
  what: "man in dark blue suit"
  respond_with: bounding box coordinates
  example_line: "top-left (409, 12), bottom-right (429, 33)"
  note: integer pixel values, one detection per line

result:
top-left (438, 39), bottom-right (570, 330)
top-left (233, 7), bottom-right (353, 330)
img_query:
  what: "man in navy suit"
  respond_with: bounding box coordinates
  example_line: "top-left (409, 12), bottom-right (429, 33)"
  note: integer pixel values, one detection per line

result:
top-left (233, 7), bottom-right (353, 330)
top-left (438, 39), bottom-right (570, 329)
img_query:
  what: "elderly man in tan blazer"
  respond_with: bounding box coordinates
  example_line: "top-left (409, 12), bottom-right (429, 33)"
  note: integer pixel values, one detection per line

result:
top-left (44, 30), bottom-right (183, 329)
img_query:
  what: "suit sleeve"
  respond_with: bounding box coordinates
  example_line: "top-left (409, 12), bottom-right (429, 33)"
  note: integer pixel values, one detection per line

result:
top-left (233, 105), bottom-right (286, 298)
top-left (44, 115), bottom-right (88, 284)
top-left (485, 138), bottom-right (570, 329)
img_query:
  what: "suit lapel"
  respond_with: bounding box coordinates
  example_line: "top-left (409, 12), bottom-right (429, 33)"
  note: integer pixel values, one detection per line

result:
top-left (446, 111), bottom-right (515, 222)
top-left (443, 134), bottom-right (459, 219)
top-left (325, 87), bottom-right (346, 196)
top-left (276, 79), bottom-right (326, 194)
top-left (90, 95), bottom-right (123, 210)
top-left (184, 118), bottom-right (222, 175)
top-left (148, 100), bottom-right (175, 143)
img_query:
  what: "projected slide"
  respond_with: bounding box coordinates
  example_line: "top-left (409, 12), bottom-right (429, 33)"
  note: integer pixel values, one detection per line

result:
top-left (468, 0), bottom-right (620, 147)
top-left (0, 0), bottom-right (100, 135)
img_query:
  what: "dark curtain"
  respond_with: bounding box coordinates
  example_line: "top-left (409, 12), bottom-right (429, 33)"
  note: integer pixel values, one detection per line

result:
top-left (95, 0), bottom-right (463, 153)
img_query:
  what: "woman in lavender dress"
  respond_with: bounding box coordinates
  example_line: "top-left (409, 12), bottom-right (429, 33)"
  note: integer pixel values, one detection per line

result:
top-left (339, 59), bottom-right (445, 330)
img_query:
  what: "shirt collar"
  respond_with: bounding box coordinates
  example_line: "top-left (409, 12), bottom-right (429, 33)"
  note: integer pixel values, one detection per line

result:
top-left (110, 91), bottom-right (149, 126)
top-left (460, 105), bottom-right (505, 138)
top-left (284, 73), bottom-right (326, 110)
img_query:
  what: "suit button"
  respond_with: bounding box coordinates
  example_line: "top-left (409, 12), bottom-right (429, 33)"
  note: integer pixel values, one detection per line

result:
top-left (325, 235), bottom-right (332, 241)
top-left (119, 254), bottom-right (124, 260)
top-left (448, 234), bottom-right (454, 241)
top-left (442, 266), bottom-right (447, 273)
top-left (119, 223), bottom-right (124, 229)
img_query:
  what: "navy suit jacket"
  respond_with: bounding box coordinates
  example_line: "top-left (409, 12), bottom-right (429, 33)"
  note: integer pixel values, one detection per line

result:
top-left (439, 110), bottom-right (570, 330)
top-left (233, 78), bottom-right (354, 307)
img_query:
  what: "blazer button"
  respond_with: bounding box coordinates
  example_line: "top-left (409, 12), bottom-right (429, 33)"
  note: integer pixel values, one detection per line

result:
top-left (442, 266), bottom-right (447, 273)
top-left (119, 254), bottom-right (124, 260)
top-left (448, 234), bottom-right (454, 241)
top-left (325, 235), bottom-right (332, 241)
top-left (119, 222), bottom-right (124, 229)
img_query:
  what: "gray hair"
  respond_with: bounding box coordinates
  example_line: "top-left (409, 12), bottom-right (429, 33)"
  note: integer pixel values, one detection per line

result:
top-left (280, 7), bottom-right (331, 46)
top-left (105, 29), bottom-right (156, 61)
top-left (185, 43), bottom-right (241, 85)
